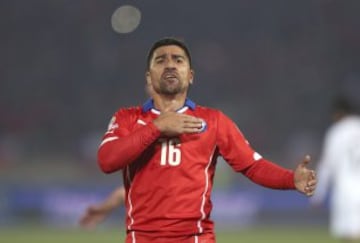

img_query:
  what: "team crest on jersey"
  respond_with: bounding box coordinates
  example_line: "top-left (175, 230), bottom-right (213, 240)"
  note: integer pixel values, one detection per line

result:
top-left (199, 120), bottom-right (207, 133)
top-left (107, 116), bottom-right (118, 131)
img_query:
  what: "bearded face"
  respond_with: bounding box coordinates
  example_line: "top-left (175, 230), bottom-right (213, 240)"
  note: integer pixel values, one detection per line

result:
top-left (146, 45), bottom-right (193, 96)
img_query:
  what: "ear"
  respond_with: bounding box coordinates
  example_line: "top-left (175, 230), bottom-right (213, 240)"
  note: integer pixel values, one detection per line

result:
top-left (189, 69), bottom-right (195, 85)
top-left (145, 71), bottom-right (151, 85)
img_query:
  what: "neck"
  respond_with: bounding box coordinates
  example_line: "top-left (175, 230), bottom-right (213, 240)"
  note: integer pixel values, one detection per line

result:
top-left (152, 93), bottom-right (187, 112)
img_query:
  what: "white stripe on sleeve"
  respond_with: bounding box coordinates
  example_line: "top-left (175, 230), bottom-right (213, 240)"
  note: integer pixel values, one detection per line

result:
top-left (99, 136), bottom-right (119, 147)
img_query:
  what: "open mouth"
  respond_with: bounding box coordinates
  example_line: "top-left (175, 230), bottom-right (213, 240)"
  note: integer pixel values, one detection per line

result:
top-left (163, 73), bottom-right (178, 82)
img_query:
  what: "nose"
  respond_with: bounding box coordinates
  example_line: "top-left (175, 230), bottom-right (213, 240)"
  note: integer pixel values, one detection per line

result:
top-left (164, 58), bottom-right (176, 68)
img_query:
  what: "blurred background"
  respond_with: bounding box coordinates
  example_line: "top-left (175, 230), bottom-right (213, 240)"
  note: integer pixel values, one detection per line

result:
top-left (1, 0), bottom-right (360, 242)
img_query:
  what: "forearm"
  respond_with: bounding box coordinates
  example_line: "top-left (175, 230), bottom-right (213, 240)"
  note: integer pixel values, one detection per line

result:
top-left (100, 188), bottom-right (125, 211)
top-left (98, 123), bottom-right (160, 173)
top-left (242, 159), bottom-right (295, 189)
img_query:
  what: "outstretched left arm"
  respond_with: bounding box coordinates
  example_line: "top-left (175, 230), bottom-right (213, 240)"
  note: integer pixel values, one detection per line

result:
top-left (241, 155), bottom-right (317, 197)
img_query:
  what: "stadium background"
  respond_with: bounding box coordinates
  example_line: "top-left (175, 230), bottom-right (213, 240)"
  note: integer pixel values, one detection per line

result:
top-left (1, 1), bottom-right (360, 242)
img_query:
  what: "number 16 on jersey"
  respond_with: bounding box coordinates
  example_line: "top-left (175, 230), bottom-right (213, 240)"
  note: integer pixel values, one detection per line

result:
top-left (159, 138), bottom-right (182, 166)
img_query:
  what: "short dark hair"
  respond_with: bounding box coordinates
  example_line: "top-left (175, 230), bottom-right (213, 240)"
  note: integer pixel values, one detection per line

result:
top-left (332, 96), bottom-right (356, 114)
top-left (146, 37), bottom-right (192, 69)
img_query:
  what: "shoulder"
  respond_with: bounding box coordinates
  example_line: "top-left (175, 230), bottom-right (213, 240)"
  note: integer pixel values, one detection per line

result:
top-left (114, 106), bottom-right (143, 117)
top-left (333, 116), bottom-right (360, 130)
top-left (199, 106), bottom-right (236, 121)
top-left (194, 106), bottom-right (237, 128)
top-left (109, 106), bottom-right (143, 127)
top-left (326, 116), bottom-right (360, 141)
top-left (345, 115), bottom-right (360, 127)
top-left (194, 105), bottom-right (222, 116)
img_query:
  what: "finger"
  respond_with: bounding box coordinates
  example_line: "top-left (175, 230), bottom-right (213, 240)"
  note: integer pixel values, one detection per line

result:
top-left (307, 179), bottom-right (317, 187)
top-left (182, 116), bottom-right (203, 124)
top-left (183, 119), bottom-right (204, 129)
top-left (182, 127), bottom-right (202, 134)
top-left (300, 154), bottom-right (311, 167)
top-left (304, 187), bottom-right (315, 196)
top-left (183, 119), bottom-right (203, 125)
top-left (183, 122), bottom-right (203, 129)
top-left (309, 170), bottom-right (316, 180)
top-left (306, 185), bottom-right (315, 192)
top-left (307, 185), bottom-right (316, 193)
top-left (178, 113), bottom-right (201, 120)
top-left (305, 177), bottom-right (317, 188)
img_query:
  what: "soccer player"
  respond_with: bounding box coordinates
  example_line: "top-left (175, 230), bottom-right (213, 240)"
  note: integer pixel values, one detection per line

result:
top-left (79, 186), bottom-right (125, 229)
top-left (97, 37), bottom-right (317, 243)
top-left (311, 96), bottom-right (360, 242)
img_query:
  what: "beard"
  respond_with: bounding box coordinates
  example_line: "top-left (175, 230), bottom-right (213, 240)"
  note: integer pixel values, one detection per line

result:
top-left (156, 78), bottom-right (187, 95)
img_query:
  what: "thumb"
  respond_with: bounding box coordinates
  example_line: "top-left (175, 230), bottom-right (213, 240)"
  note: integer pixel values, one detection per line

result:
top-left (299, 154), bottom-right (311, 168)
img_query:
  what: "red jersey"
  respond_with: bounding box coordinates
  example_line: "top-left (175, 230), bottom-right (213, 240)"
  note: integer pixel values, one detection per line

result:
top-left (98, 98), bottom-right (294, 237)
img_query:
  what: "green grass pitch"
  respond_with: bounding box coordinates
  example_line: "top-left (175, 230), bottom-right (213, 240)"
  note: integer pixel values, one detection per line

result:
top-left (0, 226), bottom-right (337, 243)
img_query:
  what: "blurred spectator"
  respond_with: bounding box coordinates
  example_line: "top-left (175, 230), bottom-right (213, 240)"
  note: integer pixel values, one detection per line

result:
top-left (311, 96), bottom-right (360, 242)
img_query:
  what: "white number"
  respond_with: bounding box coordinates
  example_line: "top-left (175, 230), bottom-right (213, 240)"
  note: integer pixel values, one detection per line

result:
top-left (159, 138), bottom-right (181, 166)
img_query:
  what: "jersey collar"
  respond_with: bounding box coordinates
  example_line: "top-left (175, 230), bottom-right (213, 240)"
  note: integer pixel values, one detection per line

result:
top-left (142, 98), bottom-right (196, 114)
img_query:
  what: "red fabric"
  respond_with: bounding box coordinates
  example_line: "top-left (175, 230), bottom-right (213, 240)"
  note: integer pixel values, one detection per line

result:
top-left (241, 158), bottom-right (295, 189)
top-left (97, 103), bottom-right (296, 237)
top-left (125, 231), bottom-right (215, 243)
top-left (98, 120), bottom-right (160, 173)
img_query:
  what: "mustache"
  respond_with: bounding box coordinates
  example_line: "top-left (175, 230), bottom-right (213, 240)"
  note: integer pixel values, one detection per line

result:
top-left (161, 70), bottom-right (179, 79)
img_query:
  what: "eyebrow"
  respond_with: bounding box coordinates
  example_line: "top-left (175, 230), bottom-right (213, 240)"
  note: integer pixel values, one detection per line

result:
top-left (154, 54), bottom-right (186, 61)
